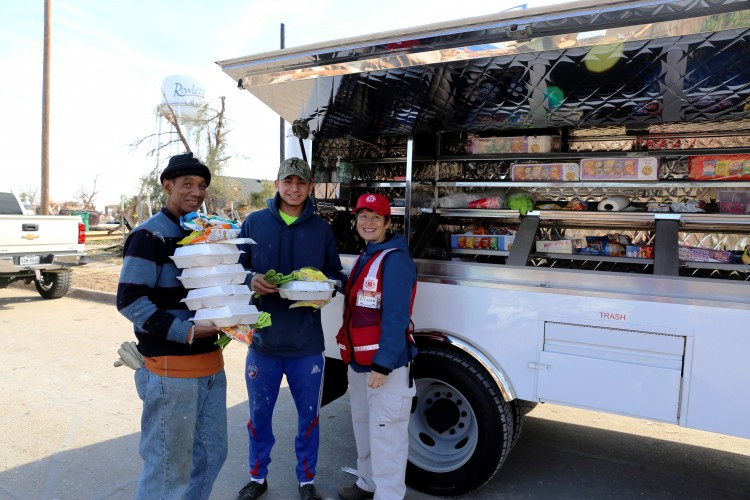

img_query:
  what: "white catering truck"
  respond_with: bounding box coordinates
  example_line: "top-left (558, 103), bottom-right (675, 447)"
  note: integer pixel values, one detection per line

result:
top-left (218, 0), bottom-right (750, 495)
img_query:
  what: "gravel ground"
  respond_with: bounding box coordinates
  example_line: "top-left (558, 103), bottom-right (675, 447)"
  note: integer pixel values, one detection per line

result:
top-left (2, 287), bottom-right (749, 499)
top-left (72, 240), bottom-right (124, 293)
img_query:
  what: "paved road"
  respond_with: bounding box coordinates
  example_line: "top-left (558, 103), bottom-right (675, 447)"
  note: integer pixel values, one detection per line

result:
top-left (1, 285), bottom-right (749, 499)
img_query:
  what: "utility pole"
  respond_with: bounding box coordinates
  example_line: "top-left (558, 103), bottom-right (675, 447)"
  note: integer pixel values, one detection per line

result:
top-left (279, 23), bottom-right (285, 166)
top-left (41, 0), bottom-right (51, 214)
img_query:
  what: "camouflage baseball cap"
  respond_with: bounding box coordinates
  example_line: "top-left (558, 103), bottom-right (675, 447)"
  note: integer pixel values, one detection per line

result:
top-left (277, 157), bottom-right (312, 182)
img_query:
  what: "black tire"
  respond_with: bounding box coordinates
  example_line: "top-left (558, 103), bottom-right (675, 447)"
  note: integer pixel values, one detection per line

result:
top-left (510, 398), bottom-right (524, 449)
top-left (509, 399), bottom-right (538, 450)
top-left (34, 271), bottom-right (72, 299)
top-left (407, 346), bottom-right (514, 496)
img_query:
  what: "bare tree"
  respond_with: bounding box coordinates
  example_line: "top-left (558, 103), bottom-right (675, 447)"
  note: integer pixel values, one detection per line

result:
top-left (199, 96), bottom-right (231, 212)
top-left (137, 166), bottom-right (165, 217)
top-left (20, 187), bottom-right (39, 209)
top-left (158, 92), bottom-right (193, 152)
top-left (129, 91), bottom-right (193, 155)
top-left (76, 175), bottom-right (99, 210)
top-left (130, 95), bottom-right (233, 215)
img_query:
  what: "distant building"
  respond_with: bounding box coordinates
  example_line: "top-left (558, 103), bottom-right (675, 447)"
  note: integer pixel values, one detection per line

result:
top-left (223, 176), bottom-right (266, 200)
top-left (214, 176), bottom-right (268, 219)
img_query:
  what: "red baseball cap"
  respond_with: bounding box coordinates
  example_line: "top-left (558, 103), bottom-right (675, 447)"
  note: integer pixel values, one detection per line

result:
top-left (353, 193), bottom-right (391, 217)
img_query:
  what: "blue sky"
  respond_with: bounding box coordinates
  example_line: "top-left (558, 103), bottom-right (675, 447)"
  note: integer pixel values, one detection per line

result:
top-left (0, 0), bottom-right (564, 210)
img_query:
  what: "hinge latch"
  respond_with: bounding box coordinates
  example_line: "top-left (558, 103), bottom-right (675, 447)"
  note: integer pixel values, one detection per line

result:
top-left (505, 24), bottom-right (533, 40)
top-left (528, 362), bottom-right (551, 371)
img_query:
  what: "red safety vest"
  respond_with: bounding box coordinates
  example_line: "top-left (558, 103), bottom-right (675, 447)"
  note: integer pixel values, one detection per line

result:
top-left (337, 248), bottom-right (416, 366)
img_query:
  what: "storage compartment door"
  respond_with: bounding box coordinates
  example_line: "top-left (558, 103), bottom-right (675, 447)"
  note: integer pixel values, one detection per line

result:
top-left (537, 322), bottom-right (685, 423)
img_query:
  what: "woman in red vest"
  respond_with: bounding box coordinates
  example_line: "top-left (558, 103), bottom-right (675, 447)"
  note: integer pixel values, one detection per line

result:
top-left (337, 193), bottom-right (417, 500)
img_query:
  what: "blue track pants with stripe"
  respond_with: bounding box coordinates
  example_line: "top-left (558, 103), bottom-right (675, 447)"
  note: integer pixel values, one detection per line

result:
top-left (244, 347), bottom-right (324, 483)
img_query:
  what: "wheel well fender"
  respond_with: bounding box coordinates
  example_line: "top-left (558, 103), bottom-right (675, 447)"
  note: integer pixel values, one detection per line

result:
top-left (412, 329), bottom-right (515, 402)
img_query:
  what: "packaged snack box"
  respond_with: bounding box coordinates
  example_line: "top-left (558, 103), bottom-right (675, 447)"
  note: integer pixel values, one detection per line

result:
top-left (511, 163), bottom-right (580, 181)
top-left (468, 135), bottom-right (560, 154)
top-left (678, 246), bottom-right (734, 263)
top-left (451, 234), bottom-right (515, 251)
top-left (689, 154), bottom-right (750, 180)
top-left (580, 157), bottom-right (658, 181)
top-left (535, 239), bottom-right (574, 254)
top-left (626, 245), bottom-right (654, 259)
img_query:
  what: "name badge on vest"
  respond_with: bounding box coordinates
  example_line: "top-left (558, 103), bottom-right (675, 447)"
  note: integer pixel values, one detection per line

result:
top-left (356, 290), bottom-right (381, 309)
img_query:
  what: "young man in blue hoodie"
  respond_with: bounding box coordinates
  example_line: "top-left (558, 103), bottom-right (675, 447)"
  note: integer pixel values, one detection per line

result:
top-left (236, 157), bottom-right (343, 500)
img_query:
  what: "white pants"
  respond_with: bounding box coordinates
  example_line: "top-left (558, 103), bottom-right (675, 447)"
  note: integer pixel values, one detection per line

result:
top-left (348, 365), bottom-right (416, 500)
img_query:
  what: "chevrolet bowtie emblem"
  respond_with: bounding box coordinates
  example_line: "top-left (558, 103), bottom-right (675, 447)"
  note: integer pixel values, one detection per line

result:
top-left (22, 234), bottom-right (40, 240)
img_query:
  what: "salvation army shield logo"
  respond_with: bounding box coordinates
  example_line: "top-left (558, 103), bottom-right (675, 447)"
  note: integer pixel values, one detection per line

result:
top-left (363, 277), bottom-right (378, 292)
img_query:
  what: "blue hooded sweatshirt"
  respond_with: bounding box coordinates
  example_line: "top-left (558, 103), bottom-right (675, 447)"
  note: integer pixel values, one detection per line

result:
top-left (238, 194), bottom-right (343, 357)
top-left (348, 232), bottom-right (418, 374)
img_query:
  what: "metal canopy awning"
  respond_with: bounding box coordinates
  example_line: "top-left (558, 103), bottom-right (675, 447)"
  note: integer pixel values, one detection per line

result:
top-left (217, 0), bottom-right (750, 140)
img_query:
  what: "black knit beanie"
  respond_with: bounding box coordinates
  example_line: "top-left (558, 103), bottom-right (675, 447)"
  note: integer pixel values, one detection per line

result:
top-left (160, 152), bottom-right (211, 186)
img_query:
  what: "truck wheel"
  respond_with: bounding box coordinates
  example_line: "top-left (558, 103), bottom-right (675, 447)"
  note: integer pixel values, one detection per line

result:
top-left (510, 399), bottom-right (524, 449)
top-left (35, 271), bottom-right (72, 299)
top-left (407, 346), bottom-right (514, 496)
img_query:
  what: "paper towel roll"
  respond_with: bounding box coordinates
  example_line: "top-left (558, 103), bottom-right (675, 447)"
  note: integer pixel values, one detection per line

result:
top-left (597, 196), bottom-right (630, 211)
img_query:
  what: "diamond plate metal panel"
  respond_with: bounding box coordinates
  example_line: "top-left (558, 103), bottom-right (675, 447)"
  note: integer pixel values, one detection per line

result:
top-left (296, 5), bottom-right (750, 284)
top-left (309, 25), bottom-right (750, 138)
top-left (315, 136), bottom-right (408, 160)
top-left (679, 231), bottom-right (750, 251)
top-left (529, 257), bottom-right (655, 274)
top-left (679, 268), bottom-right (750, 280)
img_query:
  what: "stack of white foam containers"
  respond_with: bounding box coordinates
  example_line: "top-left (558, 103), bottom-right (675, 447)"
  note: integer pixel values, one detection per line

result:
top-left (172, 243), bottom-right (260, 327)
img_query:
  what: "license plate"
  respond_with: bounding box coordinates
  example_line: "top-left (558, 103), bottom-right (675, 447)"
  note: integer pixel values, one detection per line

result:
top-left (19, 255), bottom-right (41, 266)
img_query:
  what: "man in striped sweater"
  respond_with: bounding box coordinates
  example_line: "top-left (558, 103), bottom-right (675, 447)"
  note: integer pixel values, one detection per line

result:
top-left (117, 152), bottom-right (226, 500)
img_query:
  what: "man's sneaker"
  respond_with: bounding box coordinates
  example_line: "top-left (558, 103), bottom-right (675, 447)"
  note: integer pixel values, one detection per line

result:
top-left (338, 483), bottom-right (375, 500)
top-left (236, 479), bottom-right (268, 500)
top-left (299, 483), bottom-right (323, 500)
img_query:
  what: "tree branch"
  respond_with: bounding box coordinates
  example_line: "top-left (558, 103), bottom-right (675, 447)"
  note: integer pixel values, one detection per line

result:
top-left (159, 90), bottom-right (192, 153)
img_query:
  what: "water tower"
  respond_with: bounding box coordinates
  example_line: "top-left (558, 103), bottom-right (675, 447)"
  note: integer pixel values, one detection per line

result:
top-left (157, 75), bottom-right (207, 156)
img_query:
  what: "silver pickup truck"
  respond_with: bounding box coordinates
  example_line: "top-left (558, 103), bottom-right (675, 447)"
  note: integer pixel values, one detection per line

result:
top-left (0, 192), bottom-right (86, 298)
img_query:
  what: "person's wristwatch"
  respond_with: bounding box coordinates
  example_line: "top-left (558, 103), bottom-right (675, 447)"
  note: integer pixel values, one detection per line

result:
top-left (249, 271), bottom-right (257, 290)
